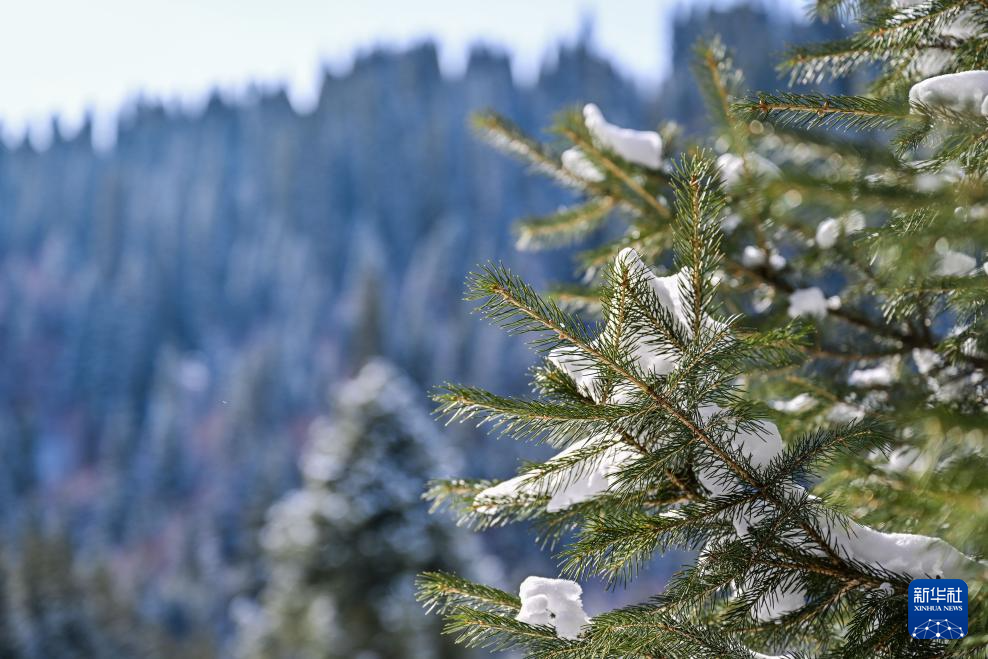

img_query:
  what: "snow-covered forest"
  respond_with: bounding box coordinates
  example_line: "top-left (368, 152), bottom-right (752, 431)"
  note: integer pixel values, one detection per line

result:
top-left (0, 4), bottom-right (853, 656)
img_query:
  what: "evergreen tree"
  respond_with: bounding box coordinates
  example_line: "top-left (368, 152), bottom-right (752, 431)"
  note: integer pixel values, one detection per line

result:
top-left (419, 2), bottom-right (988, 656)
top-left (237, 360), bottom-right (481, 659)
top-left (0, 523), bottom-right (213, 659)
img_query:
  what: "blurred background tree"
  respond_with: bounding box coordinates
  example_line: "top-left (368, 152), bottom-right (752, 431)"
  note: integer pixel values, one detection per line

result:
top-left (0, 521), bottom-right (214, 658)
top-left (234, 360), bottom-right (481, 659)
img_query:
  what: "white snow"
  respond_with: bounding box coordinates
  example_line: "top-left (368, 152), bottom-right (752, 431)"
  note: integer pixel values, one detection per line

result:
top-left (716, 152), bottom-right (781, 189)
top-left (832, 522), bottom-right (983, 580)
top-left (848, 364), bottom-right (894, 388)
top-left (815, 211), bottom-right (865, 249)
top-left (909, 71), bottom-right (988, 115)
top-left (474, 436), bottom-right (636, 514)
top-left (914, 172), bottom-right (946, 193)
top-left (787, 287), bottom-right (828, 319)
top-left (937, 248), bottom-right (976, 276)
top-left (770, 393), bottom-right (817, 413)
top-left (912, 346), bottom-right (985, 404)
top-left (692, 404), bottom-right (784, 538)
top-left (583, 104), bottom-right (662, 170)
top-left (742, 245), bottom-right (785, 270)
top-left (549, 248), bottom-right (725, 400)
top-left (881, 446), bottom-right (932, 474)
top-left (826, 402), bottom-right (865, 424)
top-left (741, 245), bottom-right (766, 268)
top-left (912, 348), bottom-right (941, 375)
top-left (717, 154), bottom-right (745, 187)
top-left (561, 147), bottom-right (605, 183)
top-left (516, 576), bottom-right (590, 640)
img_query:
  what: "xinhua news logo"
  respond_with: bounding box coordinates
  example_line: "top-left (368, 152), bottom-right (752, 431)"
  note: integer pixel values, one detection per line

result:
top-left (908, 579), bottom-right (968, 640)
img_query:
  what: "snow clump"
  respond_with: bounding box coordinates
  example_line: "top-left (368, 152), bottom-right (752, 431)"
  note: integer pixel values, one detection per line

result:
top-left (788, 287), bottom-right (829, 319)
top-left (909, 71), bottom-right (988, 116)
top-left (516, 576), bottom-right (590, 640)
top-left (583, 103), bottom-right (662, 169)
top-left (815, 210), bottom-right (865, 249)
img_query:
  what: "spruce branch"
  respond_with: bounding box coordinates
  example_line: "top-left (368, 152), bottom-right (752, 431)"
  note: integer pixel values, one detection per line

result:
top-left (761, 419), bottom-right (892, 487)
top-left (468, 260), bottom-right (849, 567)
top-left (783, 38), bottom-right (881, 85)
top-left (443, 607), bottom-right (568, 653)
top-left (466, 262), bottom-right (598, 353)
top-left (560, 127), bottom-right (672, 221)
top-left (433, 384), bottom-right (630, 445)
top-left (787, 1), bottom-right (979, 83)
top-left (692, 38), bottom-right (745, 134)
top-left (472, 111), bottom-right (582, 187)
top-left (670, 152), bottom-right (727, 339)
top-left (515, 198), bottom-right (617, 251)
top-left (416, 572), bottom-right (520, 615)
top-left (734, 93), bottom-right (908, 132)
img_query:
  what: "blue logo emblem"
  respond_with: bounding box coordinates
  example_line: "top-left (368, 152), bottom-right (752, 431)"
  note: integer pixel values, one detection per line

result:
top-left (908, 579), bottom-right (967, 640)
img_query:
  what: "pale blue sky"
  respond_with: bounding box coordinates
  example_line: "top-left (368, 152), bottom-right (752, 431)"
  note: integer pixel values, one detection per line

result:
top-left (0, 0), bottom-right (803, 148)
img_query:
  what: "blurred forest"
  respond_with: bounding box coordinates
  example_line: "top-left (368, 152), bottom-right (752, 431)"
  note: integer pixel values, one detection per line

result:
top-left (0, 4), bottom-right (852, 657)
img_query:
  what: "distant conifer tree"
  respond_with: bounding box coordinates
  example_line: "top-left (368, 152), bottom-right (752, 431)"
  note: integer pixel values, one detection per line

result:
top-left (238, 360), bottom-right (480, 659)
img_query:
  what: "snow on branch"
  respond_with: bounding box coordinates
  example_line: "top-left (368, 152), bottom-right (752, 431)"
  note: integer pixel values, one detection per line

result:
top-left (448, 247), bottom-right (986, 644)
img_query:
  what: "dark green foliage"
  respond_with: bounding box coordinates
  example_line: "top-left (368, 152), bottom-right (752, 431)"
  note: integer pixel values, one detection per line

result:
top-left (419, 3), bottom-right (988, 656)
